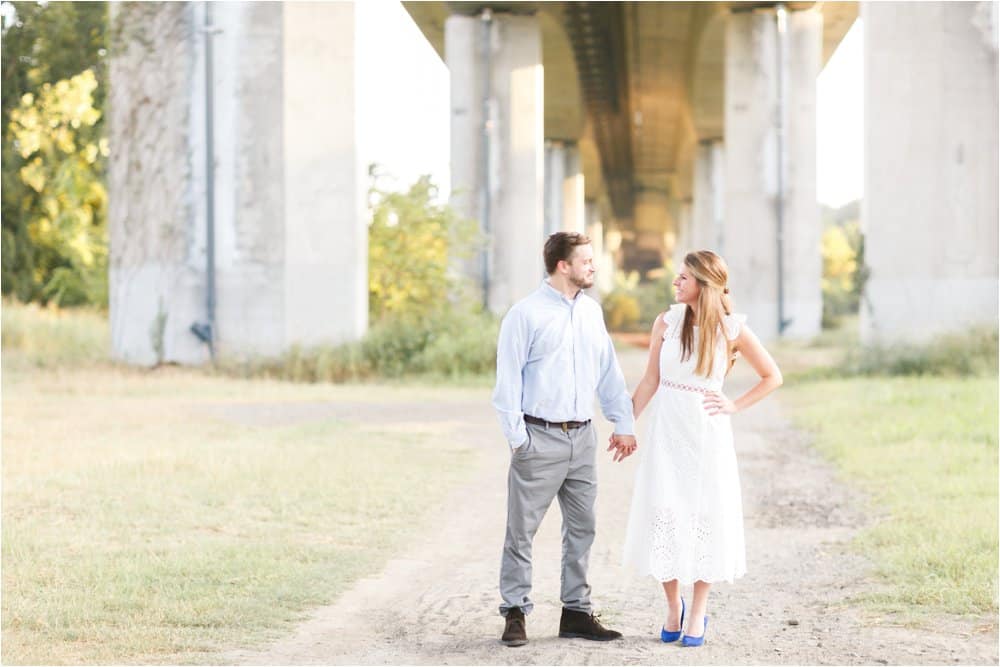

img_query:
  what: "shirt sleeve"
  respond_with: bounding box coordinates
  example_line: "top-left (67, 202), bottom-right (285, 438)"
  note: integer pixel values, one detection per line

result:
top-left (492, 307), bottom-right (530, 448)
top-left (596, 315), bottom-right (635, 436)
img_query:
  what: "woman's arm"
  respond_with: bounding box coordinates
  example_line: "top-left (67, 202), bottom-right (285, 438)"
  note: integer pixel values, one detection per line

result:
top-left (703, 324), bottom-right (783, 416)
top-left (631, 313), bottom-right (667, 420)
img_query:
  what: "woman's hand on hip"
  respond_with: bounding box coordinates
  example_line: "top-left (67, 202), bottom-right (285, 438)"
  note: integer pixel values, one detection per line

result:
top-left (703, 391), bottom-right (736, 416)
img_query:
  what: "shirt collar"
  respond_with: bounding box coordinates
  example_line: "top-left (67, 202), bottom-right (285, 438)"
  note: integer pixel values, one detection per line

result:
top-left (541, 279), bottom-right (581, 306)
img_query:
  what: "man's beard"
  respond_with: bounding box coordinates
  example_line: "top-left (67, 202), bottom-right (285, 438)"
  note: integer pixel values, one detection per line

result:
top-left (570, 274), bottom-right (594, 289)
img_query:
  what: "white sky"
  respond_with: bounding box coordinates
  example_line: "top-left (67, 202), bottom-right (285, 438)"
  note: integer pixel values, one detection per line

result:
top-left (816, 19), bottom-right (864, 208)
top-left (357, 3), bottom-right (863, 209)
top-left (355, 0), bottom-right (451, 197)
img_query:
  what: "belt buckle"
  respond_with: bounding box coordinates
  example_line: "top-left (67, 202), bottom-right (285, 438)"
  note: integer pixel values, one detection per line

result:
top-left (561, 422), bottom-right (569, 433)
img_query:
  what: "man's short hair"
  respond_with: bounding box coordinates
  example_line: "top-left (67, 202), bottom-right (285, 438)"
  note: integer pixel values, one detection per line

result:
top-left (543, 232), bottom-right (591, 275)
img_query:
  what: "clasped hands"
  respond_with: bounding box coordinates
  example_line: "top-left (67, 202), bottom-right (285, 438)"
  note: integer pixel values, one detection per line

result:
top-left (606, 433), bottom-right (637, 463)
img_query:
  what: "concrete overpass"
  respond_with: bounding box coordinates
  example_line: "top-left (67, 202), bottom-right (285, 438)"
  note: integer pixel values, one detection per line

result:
top-left (107, 1), bottom-right (997, 365)
top-left (403, 1), bottom-right (858, 341)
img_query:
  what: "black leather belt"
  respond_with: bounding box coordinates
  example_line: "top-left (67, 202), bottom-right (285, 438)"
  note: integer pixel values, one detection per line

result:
top-left (524, 415), bottom-right (591, 432)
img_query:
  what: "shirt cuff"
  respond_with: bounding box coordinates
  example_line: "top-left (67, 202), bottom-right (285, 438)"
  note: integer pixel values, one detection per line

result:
top-left (508, 428), bottom-right (528, 449)
top-left (612, 418), bottom-right (635, 436)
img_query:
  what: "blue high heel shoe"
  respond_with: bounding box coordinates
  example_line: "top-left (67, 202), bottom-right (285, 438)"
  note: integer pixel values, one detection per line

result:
top-left (659, 597), bottom-right (685, 643)
top-left (681, 616), bottom-right (709, 647)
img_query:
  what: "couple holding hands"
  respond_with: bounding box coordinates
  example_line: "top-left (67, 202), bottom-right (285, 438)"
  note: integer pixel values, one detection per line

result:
top-left (492, 232), bottom-right (783, 647)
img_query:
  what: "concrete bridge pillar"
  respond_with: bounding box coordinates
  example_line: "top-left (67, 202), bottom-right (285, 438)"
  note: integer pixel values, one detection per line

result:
top-left (861, 1), bottom-right (998, 344)
top-left (544, 141), bottom-right (566, 237)
top-left (108, 2), bottom-right (366, 365)
top-left (562, 143), bottom-right (585, 235)
top-left (544, 140), bottom-right (584, 236)
top-left (723, 7), bottom-right (822, 341)
top-left (691, 139), bottom-right (725, 254)
top-left (584, 201), bottom-right (611, 298)
top-left (633, 190), bottom-right (672, 277)
top-left (446, 12), bottom-right (544, 313)
top-left (673, 201), bottom-right (693, 274)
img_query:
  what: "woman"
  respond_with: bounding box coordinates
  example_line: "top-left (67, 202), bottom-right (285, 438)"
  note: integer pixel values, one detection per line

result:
top-left (620, 250), bottom-right (783, 647)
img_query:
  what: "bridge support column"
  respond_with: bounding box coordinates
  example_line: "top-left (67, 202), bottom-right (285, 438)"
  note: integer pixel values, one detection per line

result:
top-left (632, 191), bottom-right (672, 277)
top-left (109, 3), bottom-right (366, 365)
top-left (861, 1), bottom-right (998, 344)
top-left (562, 143), bottom-right (585, 235)
top-left (584, 201), bottom-right (612, 298)
top-left (672, 201), bottom-right (693, 274)
top-left (544, 141), bottom-right (565, 237)
top-left (724, 7), bottom-right (821, 341)
top-left (447, 12), bottom-right (544, 313)
top-left (544, 141), bottom-right (583, 236)
top-left (691, 139), bottom-right (725, 254)
top-left (283, 3), bottom-right (368, 348)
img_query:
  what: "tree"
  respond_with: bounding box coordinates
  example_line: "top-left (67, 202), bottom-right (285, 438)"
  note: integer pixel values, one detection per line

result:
top-left (1, 1), bottom-right (108, 304)
top-left (8, 69), bottom-right (109, 305)
top-left (367, 173), bottom-right (480, 322)
top-left (821, 220), bottom-right (866, 328)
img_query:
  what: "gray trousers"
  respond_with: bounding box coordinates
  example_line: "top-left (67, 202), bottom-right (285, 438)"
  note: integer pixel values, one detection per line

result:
top-left (499, 421), bottom-right (598, 616)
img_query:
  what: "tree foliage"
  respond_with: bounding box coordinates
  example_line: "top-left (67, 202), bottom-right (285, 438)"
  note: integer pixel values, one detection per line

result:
top-left (2, 1), bottom-right (108, 306)
top-left (821, 220), bottom-right (867, 328)
top-left (367, 173), bottom-right (480, 322)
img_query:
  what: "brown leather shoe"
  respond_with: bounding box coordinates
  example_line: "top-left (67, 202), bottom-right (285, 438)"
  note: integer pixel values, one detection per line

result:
top-left (558, 608), bottom-right (623, 641)
top-left (501, 608), bottom-right (528, 647)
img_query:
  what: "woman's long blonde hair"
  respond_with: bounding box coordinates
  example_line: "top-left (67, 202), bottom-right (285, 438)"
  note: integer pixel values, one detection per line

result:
top-left (679, 250), bottom-right (737, 377)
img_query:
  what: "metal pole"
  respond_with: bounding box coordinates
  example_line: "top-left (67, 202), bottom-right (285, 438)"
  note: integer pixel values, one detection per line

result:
top-left (191, 2), bottom-right (218, 358)
top-left (775, 3), bottom-right (789, 335)
top-left (205, 2), bottom-right (217, 358)
top-left (479, 8), bottom-right (493, 311)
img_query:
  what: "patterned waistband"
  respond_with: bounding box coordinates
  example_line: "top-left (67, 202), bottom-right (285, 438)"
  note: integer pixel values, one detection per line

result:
top-left (660, 378), bottom-right (714, 395)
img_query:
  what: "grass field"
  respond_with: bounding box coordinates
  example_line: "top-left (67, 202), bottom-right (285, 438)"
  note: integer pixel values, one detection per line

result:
top-left (1, 304), bottom-right (484, 663)
top-left (778, 331), bottom-right (998, 622)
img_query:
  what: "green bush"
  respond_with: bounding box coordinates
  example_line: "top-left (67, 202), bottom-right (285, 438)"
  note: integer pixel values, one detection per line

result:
top-left (796, 327), bottom-right (998, 380)
top-left (601, 267), bottom-right (674, 332)
top-left (602, 291), bottom-right (641, 331)
top-left (843, 327), bottom-right (998, 378)
top-left (633, 272), bottom-right (675, 328)
top-left (411, 309), bottom-right (499, 377)
top-left (222, 306), bottom-right (499, 383)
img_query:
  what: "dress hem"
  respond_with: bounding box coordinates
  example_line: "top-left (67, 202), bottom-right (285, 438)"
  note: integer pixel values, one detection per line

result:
top-left (623, 563), bottom-right (747, 586)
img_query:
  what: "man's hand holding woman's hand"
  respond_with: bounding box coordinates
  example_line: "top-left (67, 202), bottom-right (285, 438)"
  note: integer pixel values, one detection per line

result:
top-left (606, 434), bottom-right (637, 462)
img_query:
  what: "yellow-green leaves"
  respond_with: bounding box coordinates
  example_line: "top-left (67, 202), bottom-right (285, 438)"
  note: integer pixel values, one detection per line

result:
top-left (7, 68), bottom-right (108, 306)
top-left (367, 175), bottom-right (480, 322)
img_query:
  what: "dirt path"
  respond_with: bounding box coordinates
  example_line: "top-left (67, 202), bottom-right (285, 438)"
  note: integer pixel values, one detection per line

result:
top-left (225, 349), bottom-right (997, 665)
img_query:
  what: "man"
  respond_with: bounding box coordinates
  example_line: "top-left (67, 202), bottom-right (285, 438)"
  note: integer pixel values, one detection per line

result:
top-left (492, 231), bottom-right (638, 647)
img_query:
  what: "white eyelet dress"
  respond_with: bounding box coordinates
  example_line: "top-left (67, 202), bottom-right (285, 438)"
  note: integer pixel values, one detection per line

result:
top-left (622, 303), bottom-right (748, 584)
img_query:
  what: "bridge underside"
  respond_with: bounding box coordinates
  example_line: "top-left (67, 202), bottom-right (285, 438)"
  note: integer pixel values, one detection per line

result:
top-left (106, 1), bottom-right (996, 365)
top-left (405, 1), bottom-right (859, 339)
top-left (404, 1), bottom-right (856, 274)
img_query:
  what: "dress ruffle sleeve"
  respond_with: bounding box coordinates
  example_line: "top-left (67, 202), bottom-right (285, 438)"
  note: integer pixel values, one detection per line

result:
top-left (723, 313), bottom-right (747, 340)
top-left (662, 304), bottom-right (688, 339)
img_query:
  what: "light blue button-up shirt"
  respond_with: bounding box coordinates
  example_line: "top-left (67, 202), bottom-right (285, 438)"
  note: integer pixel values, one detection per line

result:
top-left (492, 280), bottom-right (635, 448)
